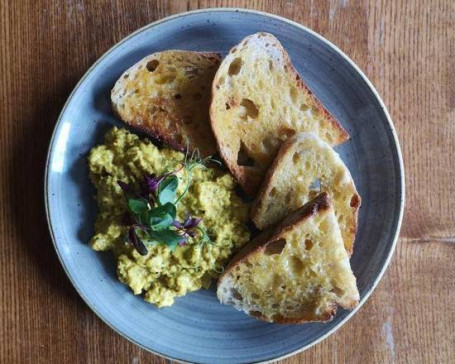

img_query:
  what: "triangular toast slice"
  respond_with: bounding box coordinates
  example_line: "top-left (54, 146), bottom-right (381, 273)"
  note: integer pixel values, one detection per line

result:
top-left (112, 50), bottom-right (221, 157)
top-left (251, 132), bottom-right (361, 255)
top-left (210, 33), bottom-right (349, 195)
top-left (217, 193), bottom-right (359, 323)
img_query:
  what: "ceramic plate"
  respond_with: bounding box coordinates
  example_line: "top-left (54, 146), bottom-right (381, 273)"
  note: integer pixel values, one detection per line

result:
top-left (45, 9), bottom-right (404, 364)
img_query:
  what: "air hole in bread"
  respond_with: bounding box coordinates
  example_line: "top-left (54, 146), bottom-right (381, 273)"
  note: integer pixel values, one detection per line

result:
top-left (292, 152), bottom-right (301, 164)
top-left (300, 103), bottom-right (309, 111)
top-left (231, 47), bottom-right (237, 53)
top-left (350, 194), bottom-right (360, 208)
top-left (231, 288), bottom-right (243, 301)
top-left (311, 106), bottom-right (320, 115)
top-left (290, 86), bottom-right (298, 103)
top-left (285, 192), bottom-right (291, 204)
top-left (251, 293), bottom-right (259, 300)
top-left (225, 103), bottom-right (231, 110)
top-left (264, 238), bottom-right (286, 256)
top-left (309, 178), bottom-right (321, 191)
top-left (270, 187), bottom-right (277, 197)
top-left (174, 94), bottom-right (182, 99)
top-left (269, 60), bottom-right (274, 71)
top-left (193, 92), bottom-right (202, 100)
top-left (305, 239), bottom-right (314, 250)
top-left (265, 42), bottom-right (270, 47)
top-left (240, 99), bottom-right (259, 119)
top-left (289, 256), bottom-right (304, 274)
top-left (228, 57), bottom-right (243, 75)
top-left (123, 74), bottom-right (129, 79)
top-left (237, 142), bottom-right (256, 167)
top-left (146, 59), bottom-right (159, 72)
top-left (331, 286), bottom-right (345, 296)
top-left (250, 311), bottom-right (262, 318)
top-left (261, 137), bottom-right (281, 154)
top-left (279, 127), bottom-right (295, 138)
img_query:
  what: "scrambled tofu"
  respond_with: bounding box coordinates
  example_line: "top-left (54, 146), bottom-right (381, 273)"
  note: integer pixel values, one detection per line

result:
top-left (88, 127), bottom-right (250, 307)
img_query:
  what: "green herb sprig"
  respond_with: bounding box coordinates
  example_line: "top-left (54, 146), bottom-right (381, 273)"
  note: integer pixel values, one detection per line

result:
top-left (118, 151), bottom-right (220, 255)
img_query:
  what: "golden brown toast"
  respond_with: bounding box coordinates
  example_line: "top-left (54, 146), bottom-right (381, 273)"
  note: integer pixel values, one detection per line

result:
top-left (251, 132), bottom-right (361, 255)
top-left (210, 33), bottom-right (349, 195)
top-left (112, 50), bottom-right (221, 157)
top-left (217, 193), bottom-right (359, 323)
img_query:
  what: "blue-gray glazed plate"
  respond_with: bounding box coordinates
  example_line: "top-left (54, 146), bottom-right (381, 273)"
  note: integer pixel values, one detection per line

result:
top-left (45, 8), bottom-right (404, 364)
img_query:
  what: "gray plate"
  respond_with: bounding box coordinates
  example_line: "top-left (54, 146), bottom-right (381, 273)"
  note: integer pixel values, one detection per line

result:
top-left (45, 8), bottom-right (404, 364)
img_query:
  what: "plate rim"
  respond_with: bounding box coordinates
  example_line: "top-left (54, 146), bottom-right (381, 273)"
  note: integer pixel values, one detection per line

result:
top-left (44, 7), bottom-right (405, 364)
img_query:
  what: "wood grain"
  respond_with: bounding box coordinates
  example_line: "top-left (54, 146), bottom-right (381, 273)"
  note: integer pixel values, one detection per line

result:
top-left (0, 0), bottom-right (454, 363)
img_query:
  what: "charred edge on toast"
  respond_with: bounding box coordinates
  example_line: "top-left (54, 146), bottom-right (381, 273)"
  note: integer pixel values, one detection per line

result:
top-left (220, 192), bottom-right (331, 277)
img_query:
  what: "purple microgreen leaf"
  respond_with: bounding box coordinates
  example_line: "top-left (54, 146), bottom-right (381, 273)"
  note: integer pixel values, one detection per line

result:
top-left (183, 215), bottom-right (202, 229)
top-left (143, 174), bottom-right (162, 196)
top-left (117, 181), bottom-right (131, 194)
top-left (172, 220), bottom-right (183, 229)
top-left (127, 227), bottom-right (148, 256)
top-left (178, 234), bottom-right (188, 247)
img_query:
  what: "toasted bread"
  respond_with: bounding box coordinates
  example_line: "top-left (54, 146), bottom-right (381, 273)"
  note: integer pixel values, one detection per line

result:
top-left (251, 132), bottom-right (361, 255)
top-left (210, 33), bottom-right (349, 195)
top-left (112, 50), bottom-right (221, 157)
top-left (217, 193), bottom-right (359, 323)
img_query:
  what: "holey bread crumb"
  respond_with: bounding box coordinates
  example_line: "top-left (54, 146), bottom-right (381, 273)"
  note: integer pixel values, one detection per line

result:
top-left (210, 32), bottom-right (349, 195)
top-left (251, 132), bottom-right (361, 255)
top-left (112, 50), bottom-right (221, 157)
top-left (217, 193), bottom-right (359, 324)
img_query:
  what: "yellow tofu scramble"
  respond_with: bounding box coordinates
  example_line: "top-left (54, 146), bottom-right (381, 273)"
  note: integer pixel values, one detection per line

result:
top-left (88, 127), bottom-right (250, 307)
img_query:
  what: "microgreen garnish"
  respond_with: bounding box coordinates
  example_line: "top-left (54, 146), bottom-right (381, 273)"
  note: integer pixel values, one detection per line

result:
top-left (118, 150), bottom-right (220, 255)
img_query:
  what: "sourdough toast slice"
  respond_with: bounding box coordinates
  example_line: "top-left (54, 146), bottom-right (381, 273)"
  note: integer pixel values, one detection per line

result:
top-left (251, 132), bottom-right (361, 255)
top-left (217, 193), bottom-right (359, 323)
top-left (210, 33), bottom-right (349, 195)
top-left (112, 50), bottom-right (221, 157)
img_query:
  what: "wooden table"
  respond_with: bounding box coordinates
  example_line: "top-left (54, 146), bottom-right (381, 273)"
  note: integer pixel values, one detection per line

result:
top-left (1, 1), bottom-right (453, 363)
